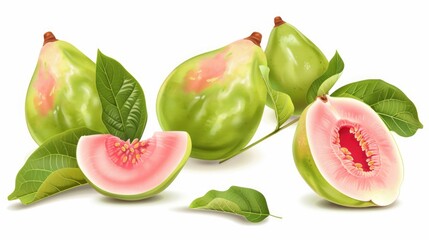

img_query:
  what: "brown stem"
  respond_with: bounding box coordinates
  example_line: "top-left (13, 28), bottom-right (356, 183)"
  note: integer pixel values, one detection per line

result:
top-left (43, 32), bottom-right (57, 46)
top-left (244, 32), bottom-right (262, 47)
top-left (318, 94), bottom-right (328, 103)
top-left (274, 16), bottom-right (286, 27)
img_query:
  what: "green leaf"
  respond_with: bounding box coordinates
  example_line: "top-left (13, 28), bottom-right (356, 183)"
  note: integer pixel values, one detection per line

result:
top-left (8, 128), bottom-right (99, 205)
top-left (260, 65), bottom-right (294, 129)
top-left (96, 50), bottom-right (147, 141)
top-left (306, 51), bottom-right (344, 103)
top-left (331, 79), bottom-right (423, 137)
top-left (189, 186), bottom-right (279, 223)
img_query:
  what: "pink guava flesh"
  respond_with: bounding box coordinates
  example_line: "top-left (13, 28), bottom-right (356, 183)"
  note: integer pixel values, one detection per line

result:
top-left (305, 96), bottom-right (403, 206)
top-left (77, 131), bottom-right (190, 197)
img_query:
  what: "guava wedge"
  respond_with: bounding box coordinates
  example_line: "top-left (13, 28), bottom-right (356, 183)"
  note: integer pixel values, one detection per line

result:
top-left (76, 131), bottom-right (191, 200)
top-left (293, 96), bottom-right (403, 207)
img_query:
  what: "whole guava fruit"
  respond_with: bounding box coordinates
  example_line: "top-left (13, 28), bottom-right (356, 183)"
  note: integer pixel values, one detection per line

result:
top-left (265, 16), bottom-right (329, 114)
top-left (26, 32), bottom-right (107, 145)
top-left (157, 32), bottom-right (267, 160)
top-left (293, 95), bottom-right (403, 207)
top-left (77, 131), bottom-right (191, 200)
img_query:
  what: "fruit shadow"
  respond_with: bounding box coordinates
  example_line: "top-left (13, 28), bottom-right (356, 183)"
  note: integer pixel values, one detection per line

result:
top-left (172, 206), bottom-right (271, 225)
top-left (185, 149), bottom-right (263, 172)
top-left (97, 190), bottom-right (182, 205)
top-left (301, 193), bottom-right (400, 211)
top-left (7, 186), bottom-right (183, 209)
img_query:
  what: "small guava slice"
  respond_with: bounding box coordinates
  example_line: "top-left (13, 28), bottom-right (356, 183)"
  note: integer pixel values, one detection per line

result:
top-left (293, 96), bottom-right (403, 207)
top-left (77, 131), bottom-right (191, 200)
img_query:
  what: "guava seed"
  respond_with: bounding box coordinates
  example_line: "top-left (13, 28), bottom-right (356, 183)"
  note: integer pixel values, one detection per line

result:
top-left (333, 123), bottom-right (380, 176)
top-left (106, 137), bottom-right (149, 169)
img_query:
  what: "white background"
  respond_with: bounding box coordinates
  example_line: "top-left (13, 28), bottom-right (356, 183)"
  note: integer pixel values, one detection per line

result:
top-left (1, 0), bottom-right (428, 239)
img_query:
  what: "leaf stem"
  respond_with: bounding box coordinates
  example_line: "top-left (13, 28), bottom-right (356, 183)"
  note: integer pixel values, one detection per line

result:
top-left (269, 214), bottom-right (283, 219)
top-left (219, 117), bottom-right (300, 163)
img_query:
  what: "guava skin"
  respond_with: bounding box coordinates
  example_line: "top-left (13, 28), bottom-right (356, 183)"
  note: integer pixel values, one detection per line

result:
top-left (293, 96), bottom-right (403, 207)
top-left (265, 17), bottom-right (328, 114)
top-left (157, 33), bottom-right (267, 160)
top-left (25, 32), bottom-right (107, 145)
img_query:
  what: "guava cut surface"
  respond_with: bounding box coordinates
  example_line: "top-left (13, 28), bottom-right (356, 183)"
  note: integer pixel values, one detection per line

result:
top-left (293, 96), bottom-right (403, 207)
top-left (77, 131), bottom-right (191, 200)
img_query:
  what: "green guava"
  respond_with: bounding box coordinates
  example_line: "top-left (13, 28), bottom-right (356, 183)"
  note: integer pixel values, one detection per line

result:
top-left (265, 16), bottom-right (329, 114)
top-left (293, 95), bottom-right (403, 207)
top-left (26, 32), bottom-right (107, 145)
top-left (76, 131), bottom-right (191, 200)
top-left (157, 32), bottom-right (267, 160)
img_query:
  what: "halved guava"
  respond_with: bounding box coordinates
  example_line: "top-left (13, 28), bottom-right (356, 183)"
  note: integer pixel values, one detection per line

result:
top-left (293, 96), bottom-right (403, 207)
top-left (77, 131), bottom-right (191, 200)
